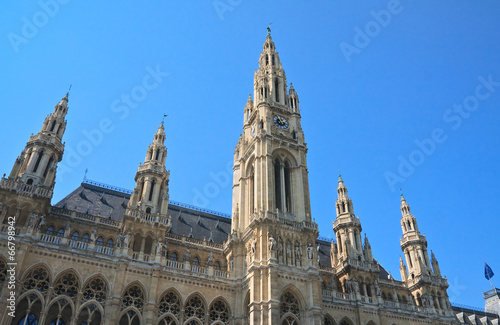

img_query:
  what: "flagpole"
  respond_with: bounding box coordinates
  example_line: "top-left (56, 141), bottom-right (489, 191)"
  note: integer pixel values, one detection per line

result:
top-left (485, 260), bottom-right (495, 290)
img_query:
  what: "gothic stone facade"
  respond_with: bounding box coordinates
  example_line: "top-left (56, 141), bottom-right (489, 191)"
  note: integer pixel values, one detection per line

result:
top-left (0, 33), bottom-right (459, 325)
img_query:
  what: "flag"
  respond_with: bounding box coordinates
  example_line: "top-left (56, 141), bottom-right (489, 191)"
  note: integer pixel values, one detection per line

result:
top-left (485, 263), bottom-right (495, 280)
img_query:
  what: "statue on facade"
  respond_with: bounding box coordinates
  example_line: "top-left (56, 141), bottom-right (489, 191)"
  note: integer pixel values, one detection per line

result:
top-left (156, 241), bottom-right (166, 256)
top-left (37, 216), bottom-right (46, 230)
top-left (184, 248), bottom-right (191, 262)
top-left (286, 242), bottom-right (292, 262)
top-left (268, 232), bottom-right (276, 252)
top-left (123, 232), bottom-right (131, 248)
top-left (207, 252), bottom-right (214, 266)
top-left (353, 281), bottom-right (359, 294)
top-left (229, 256), bottom-right (234, 271)
top-left (116, 231), bottom-right (123, 248)
top-left (307, 243), bottom-right (314, 260)
top-left (251, 237), bottom-right (257, 255)
top-left (90, 228), bottom-right (97, 243)
top-left (277, 236), bottom-right (283, 257)
top-left (64, 221), bottom-right (71, 238)
top-left (27, 213), bottom-right (39, 229)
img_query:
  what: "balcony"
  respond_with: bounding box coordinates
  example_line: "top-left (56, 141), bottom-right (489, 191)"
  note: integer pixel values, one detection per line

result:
top-left (0, 177), bottom-right (52, 199)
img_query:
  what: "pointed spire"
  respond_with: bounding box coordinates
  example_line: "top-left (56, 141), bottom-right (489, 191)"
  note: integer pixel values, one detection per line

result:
top-left (400, 192), bottom-right (411, 216)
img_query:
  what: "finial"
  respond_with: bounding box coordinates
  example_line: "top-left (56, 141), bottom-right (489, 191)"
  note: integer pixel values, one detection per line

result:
top-left (83, 168), bottom-right (88, 182)
top-left (267, 23), bottom-right (272, 36)
top-left (338, 168), bottom-right (342, 180)
top-left (65, 84), bottom-right (72, 98)
top-left (400, 187), bottom-right (404, 198)
top-left (161, 114), bottom-right (167, 126)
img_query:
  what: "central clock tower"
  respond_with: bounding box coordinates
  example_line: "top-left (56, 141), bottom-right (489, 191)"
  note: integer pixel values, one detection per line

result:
top-left (225, 29), bottom-right (321, 325)
top-left (231, 29), bottom-right (311, 233)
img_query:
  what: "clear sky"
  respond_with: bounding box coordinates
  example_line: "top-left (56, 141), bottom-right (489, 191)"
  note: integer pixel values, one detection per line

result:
top-left (1, 0), bottom-right (499, 309)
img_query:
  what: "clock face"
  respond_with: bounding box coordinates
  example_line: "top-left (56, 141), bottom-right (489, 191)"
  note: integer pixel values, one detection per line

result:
top-left (273, 115), bottom-right (289, 129)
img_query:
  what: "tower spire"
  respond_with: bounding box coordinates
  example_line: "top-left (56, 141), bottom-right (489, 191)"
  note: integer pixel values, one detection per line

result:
top-left (5, 92), bottom-right (69, 198)
top-left (127, 123), bottom-right (170, 217)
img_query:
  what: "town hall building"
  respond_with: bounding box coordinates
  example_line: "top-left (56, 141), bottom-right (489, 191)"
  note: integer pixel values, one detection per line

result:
top-left (1, 29), bottom-right (496, 325)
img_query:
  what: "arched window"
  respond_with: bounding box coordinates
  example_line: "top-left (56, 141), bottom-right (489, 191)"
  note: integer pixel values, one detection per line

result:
top-left (275, 79), bottom-right (280, 102)
top-left (209, 299), bottom-right (230, 324)
top-left (146, 207), bottom-right (151, 214)
top-left (17, 313), bottom-right (38, 325)
top-left (71, 231), bottom-right (79, 241)
top-left (155, 149), bottom-right (160, 161)
top-left (57, 228), bottom-right (65, 237)
top-left (53, 272), bottom-right (79, 298)
top-left (158, 290), bottom-right (181, 321)
top-left (214, 261), bottom-right (221, 270)
top-left (32, 150), bottom-right (44, 173)
top-left (27, 178), bottom-right (34, 185)
top-left (106, 238), bottom-right (114, 248)
top-left (274, 159), bottom-right (282, 211)
top-left (46, 226), bottom-right (54, 235)
top-left (249, 167), bottom-right (255, 213)
top-left (76, 303), bottom-right (102, 325)
top-left (280, 291), bottom-right (300, 321)
top-left (184, 295), bottom-right (206, 323)
top-left (50, 120), bottom-right (57, 132)
top-left (149, 179), bottom-right (156, 201)
top-left (193, 257), bottom-right (200, 266)
top-left (272, 54), bottom-right (275, 65)
top-left (22, 267), bottom-right (50, 294)
top-left (324, 314), bottom-right (335, 325)
top-left (96, 237), bottom-right (104, 246)
top-left (82, 277), bottom-right (108, 302)
top-left (266, 55), bottom-right (269, 65)
top-left (339, 318), bottom-right (354, 325)
top-left (82, 233), bottom-right (90, 243)
top-left (43, 156), bottom-right (54, 178)
top-left (171, 252), bottom-right (177, 261)
top-left (284, 161), bottom-right (292, 212)
top-left (122, 285), bottom-right (145, 312)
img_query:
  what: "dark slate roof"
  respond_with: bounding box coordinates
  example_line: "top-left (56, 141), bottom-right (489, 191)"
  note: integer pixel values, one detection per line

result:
top-left (55, 180), bottom-right (391, 277)
top-left (55, 180), bottom-right (232, 244)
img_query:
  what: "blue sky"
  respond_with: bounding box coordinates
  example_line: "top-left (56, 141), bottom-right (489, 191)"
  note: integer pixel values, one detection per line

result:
top-left (1, 1), bottom-right (499, 308)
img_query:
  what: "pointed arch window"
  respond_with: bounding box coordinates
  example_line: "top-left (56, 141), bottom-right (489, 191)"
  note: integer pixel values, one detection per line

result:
top-left (32, 150), bottom-right (44, 173)
top-left (106, 238), bottom-right (114, 248)
top-left (46, 226), bottom-right (54, 235)
top-left (17, 314), bottom-right (38, 325)
top-left (274, 159), bottom-right (293, 213)
top-left (274, 159), bottom-right (282, 211)
top-left (149, 179), bottom-right (156, 201)
top-left (249, 167), bottom-right (255, 214)
top-left (56, 228), bottom-right (65, 237)
top-left (284, 161), bottom-right (292, 212)
top-left (96, 236), bottom-right (104, 246)
top-left (275, 79), bottom-right (280, 102)
top-left (82, 233), bottom-right (90, 243)
top-left (43, 156), bottom-right (54, 178)
top-left (272, 54), bottom-right (275, 65)
top-left (155, 149), bottom-right (160, 161)
top-left (266, 55), bottom-right (269, 65)
top-left (71, 231), bottom-right (79, 241)
top-left (50, 120), bottom-right (57, 132)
